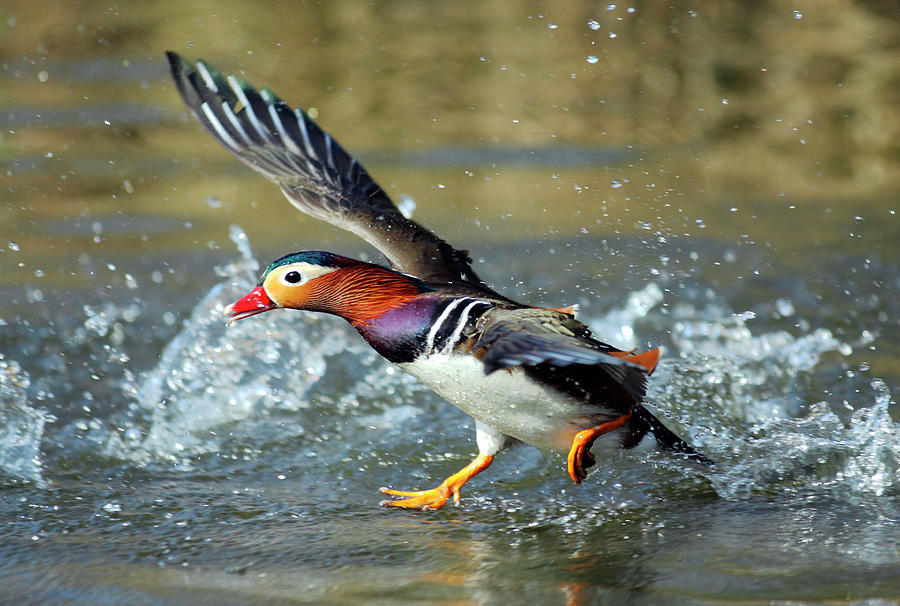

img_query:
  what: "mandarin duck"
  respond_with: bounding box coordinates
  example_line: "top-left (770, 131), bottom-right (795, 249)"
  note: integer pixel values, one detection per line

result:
top-left (167, 51), bottom-right (706, 510)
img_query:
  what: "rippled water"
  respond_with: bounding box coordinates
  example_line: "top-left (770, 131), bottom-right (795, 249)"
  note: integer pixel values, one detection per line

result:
top-left (2, 220), bottom-right (898, 603)
top-left (3, 1), bottom-right (899, 602)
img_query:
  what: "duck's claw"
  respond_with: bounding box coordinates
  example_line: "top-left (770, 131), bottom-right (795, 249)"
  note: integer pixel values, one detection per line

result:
top-left (566, 411), bottom-right (633, 484)
top-left (379, 453), bottom-right (493, 510)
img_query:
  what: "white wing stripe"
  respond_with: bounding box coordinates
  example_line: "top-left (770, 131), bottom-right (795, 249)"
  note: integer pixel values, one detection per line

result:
top-left (220, 101), bottom-right (253, 146)
top-left (200, 102), bottom-right (242, 153)
top-left (227, 75), bottom-right (273, 144)
top-left (325, 132), bottom-right (335, 168)
top-left (294, 109), bottom-right (318, 159)
top-left (196, 61), bottom-right (219, 93)
top-left (267, 103), bottom-right (305, 156)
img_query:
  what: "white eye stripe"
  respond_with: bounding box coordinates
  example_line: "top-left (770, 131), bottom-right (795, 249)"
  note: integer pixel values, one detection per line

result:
top-left (276, 262), bottom-right (336, 286)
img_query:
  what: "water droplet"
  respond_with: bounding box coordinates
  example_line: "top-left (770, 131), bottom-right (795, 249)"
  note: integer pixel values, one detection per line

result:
top-left (586, 55), bottom-right (599, 64)
top-left (775, 298), bottom-right (795, 317)
top-left (8, 241), bottom-right (20, 252)
top-left (793, 10), bottom-right (803, 19)
top-left (871, 378), bottom-right (890, 406)
top-left (37, 70), bottom-right (49, 82)
top-left (206, 195), bottom-right (222, 209)
top-left (611, 179), bottom-right (623, 189)
top-left (607, 3), bottom-right (617, 10)
top-left (547, 22), bottom-right (558, 30)
top-left (588, 19), bottom-right (600, 30)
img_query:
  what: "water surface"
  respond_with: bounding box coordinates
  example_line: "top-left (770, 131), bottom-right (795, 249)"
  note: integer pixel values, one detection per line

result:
top-left (2, 2), bottom-right (898, 604)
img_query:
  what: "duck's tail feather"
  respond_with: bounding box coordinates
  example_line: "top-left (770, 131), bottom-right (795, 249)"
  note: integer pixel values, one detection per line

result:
top-left (622, 404), bottom-right (711, 464)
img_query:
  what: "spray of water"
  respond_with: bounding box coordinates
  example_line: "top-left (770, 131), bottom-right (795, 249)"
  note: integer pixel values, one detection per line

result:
top-left (1, 227), bottom-right (895, 506)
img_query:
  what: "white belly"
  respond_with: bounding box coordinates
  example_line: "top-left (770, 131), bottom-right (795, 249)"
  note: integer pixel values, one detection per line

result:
top-left (398, 352), bottom-right (599, 451)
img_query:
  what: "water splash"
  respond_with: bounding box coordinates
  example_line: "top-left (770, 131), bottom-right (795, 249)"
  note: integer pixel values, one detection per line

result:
top-left (666, 310), bottom-right (846, 422)
top-left (50, 227), bottom-right (897, 509)
top-left (79, 226), bottom-right (401, 465)
top-left (711, 380), bottom-right (897, 500)
top-left (636, 300), bottom-right (898, 502)
top-left (589, 282), bottom-right (663, 349)
top-left (0, 355), bottom-right (53, 486)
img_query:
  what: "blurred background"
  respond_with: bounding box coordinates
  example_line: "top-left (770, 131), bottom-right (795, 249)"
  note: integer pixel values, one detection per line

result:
top-left (1, 1), bottom-right (898, 604)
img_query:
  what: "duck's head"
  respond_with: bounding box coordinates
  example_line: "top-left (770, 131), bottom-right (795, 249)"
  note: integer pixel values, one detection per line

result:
top-left (225, 251), bottom-right (427, 326)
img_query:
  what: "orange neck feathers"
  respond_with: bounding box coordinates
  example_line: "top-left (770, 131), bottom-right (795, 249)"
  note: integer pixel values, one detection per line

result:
top-left (310, 265), bottom-right (426, 326)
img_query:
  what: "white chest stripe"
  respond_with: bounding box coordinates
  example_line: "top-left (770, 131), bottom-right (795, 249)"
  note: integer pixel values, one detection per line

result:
top-left (441, 299), bottom-right (490, 354)
top-left (425, 298), bottom-right (465, 353)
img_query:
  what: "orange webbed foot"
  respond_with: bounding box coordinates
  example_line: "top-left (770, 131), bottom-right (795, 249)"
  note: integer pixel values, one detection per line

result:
top-left (380, 453), bottom-right (493, 510)
top-left (566, 411), bottom-right (633, 484)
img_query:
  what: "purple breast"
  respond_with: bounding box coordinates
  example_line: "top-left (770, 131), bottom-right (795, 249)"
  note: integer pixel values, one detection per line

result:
top-left (353, 297), bottom-right (440, 363)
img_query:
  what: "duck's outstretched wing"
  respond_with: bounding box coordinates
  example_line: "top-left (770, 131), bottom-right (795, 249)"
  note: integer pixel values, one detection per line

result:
top-left (166, 51), bottom-right (485, 287)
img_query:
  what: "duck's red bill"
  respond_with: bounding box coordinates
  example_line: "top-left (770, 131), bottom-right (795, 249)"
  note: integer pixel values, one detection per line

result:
top-left (224, 286), bottom-right (277, 324)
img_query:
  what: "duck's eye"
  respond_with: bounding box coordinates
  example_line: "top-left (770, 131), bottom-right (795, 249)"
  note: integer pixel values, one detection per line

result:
top-left (284, 271), bottom-right (303, 284)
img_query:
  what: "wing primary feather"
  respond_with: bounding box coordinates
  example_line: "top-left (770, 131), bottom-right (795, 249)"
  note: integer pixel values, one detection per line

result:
top-left (324, 133), bottom-right (336, 172)
top-left (293, 108), bottom-right (319, 160)
top-left (199, 102), bottom-right (243, 153)
top-left (226, 75), bottom-right (273, 146)
top-left (220, 101), bottom-right (255, 149)
top-left (266, 101), bottom-right (305, 157)
top-left (195, 61), bottom-right (220, 93)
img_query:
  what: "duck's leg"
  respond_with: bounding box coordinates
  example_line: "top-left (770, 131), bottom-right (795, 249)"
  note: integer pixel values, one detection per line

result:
top-left (567, 410), bottom-right (633, 484)
top-left (380, 420), bottom-right (506, 510)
